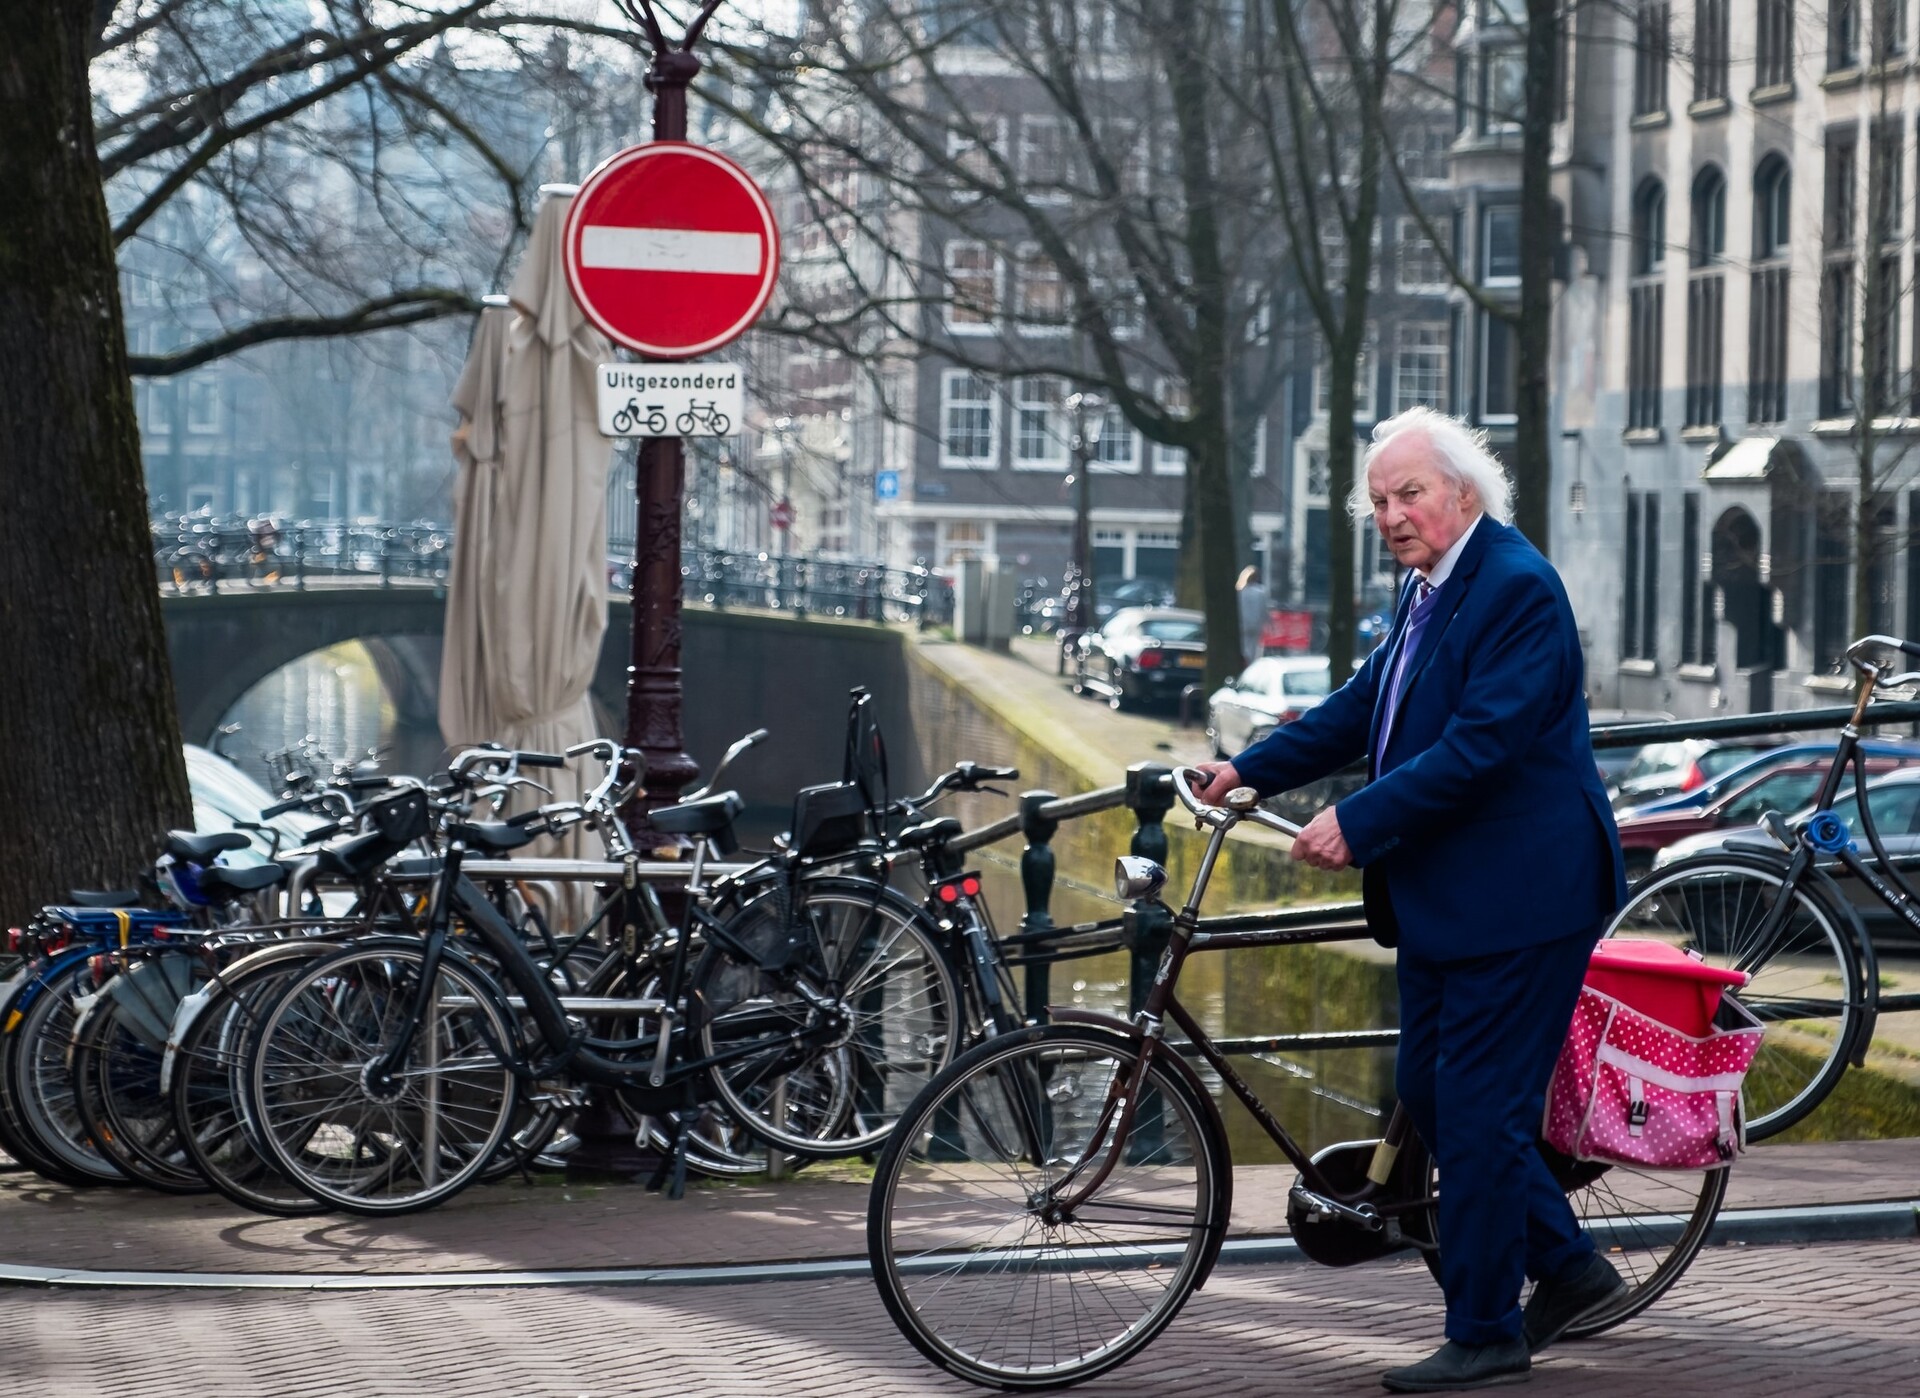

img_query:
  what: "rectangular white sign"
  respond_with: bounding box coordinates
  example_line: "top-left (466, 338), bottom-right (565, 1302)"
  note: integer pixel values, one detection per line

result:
top-left (580, 226), bottom-right (763, 276)
top-left (596, 363), bottom-right (745, 438)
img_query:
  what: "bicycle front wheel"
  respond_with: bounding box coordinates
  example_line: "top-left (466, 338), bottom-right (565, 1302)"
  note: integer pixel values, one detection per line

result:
top-left (1606, 854), bottom-right (1863, 1138)
top-left (247, 945), bottom-right (520, 1215)
top-left (868, 1025), bottom-right (1229, 1391)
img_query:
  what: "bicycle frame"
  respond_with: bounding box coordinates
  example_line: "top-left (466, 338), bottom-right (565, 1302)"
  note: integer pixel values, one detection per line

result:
top-left (1042, 786), bottom-right (1430, 1236)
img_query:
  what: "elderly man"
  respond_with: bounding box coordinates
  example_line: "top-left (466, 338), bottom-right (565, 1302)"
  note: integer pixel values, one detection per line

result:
top-left (1194, 407), bottom-right (1628, 1393)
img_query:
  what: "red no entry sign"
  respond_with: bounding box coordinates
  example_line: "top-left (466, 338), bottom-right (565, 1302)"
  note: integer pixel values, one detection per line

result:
top-left (563, 142), bottom-right (781, 359)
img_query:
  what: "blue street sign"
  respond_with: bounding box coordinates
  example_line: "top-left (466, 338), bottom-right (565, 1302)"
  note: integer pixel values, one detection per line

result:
top-left (875, 470), bottom-right (901, 500)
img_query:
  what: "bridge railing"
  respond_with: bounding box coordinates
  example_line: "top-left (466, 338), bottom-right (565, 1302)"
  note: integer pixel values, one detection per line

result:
top-left (153, 518), bottom-right (455, 591)
top-left (674, 547), bottom-right (952, 627)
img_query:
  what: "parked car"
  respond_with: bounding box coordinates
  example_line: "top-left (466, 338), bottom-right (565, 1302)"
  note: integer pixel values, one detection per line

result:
top-left (1616, 754), bottom-right (1920, 880)
top-left (1607, 737), bottom-right (1781, 809)
top-left (1651, 766), bottom-right (1920, 944)
top-left (1621, 740), bottom-right (1920, 817)
top-left (1206, 657), bottom-right (1332, 759)
top-left (1073, 607), bottom-right (1206, 711)
top-left (1586, 708), bottom-right (1675, 790)
top-left (184, 744), bottom-right (328, 862)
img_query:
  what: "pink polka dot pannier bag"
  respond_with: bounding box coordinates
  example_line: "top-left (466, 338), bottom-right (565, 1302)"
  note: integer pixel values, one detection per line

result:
top-left (1543, 940), bottom-right (1764, 1171)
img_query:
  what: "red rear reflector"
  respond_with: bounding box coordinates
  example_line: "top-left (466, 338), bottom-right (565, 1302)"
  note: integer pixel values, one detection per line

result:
top-left (1138, 649), bottom-right (1163, 669)
top-left (89, 955), bottom-right (111, 986)
top-left (938, 885), bottom-right (960, 903)
top-left (3, 929), bottom-right (19, 954)
top-left (961, 876), bottom-right (981, 896)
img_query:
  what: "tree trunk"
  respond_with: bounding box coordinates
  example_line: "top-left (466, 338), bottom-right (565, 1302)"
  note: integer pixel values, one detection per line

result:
top-left (1511, 0), bottom-right (1558, 553)
top-left (0, 0), bottom-right (190, 915)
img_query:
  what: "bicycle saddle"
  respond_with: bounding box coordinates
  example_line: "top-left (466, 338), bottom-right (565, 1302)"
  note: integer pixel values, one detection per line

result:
top-left (164, 830), bottom-right (252, 863)
top-left (65, 889), bottom-right (142, 908)
top-left (449, 820), bottom-right (536, 855)
top-left (314, 830), bottom-right (398, 879)
top-left (650, 791), bottom-right (745, 837)
top-left (197, 864), bottom-right (287, 898)
top-left (896, 817), bottom-right (964, 850)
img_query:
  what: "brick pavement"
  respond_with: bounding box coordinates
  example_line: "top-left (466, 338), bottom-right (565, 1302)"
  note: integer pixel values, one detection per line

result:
top-left (1, 1240), bottom-right (1914, 1396)
top-left (0, 1137), bottom-right (1911, 1278)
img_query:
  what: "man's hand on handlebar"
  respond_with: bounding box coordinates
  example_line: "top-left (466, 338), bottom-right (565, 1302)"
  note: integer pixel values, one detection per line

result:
top-left (1289, 807), bottom-right (1352, 870)
top-left (1189, 760), bottom-right (1244, 806)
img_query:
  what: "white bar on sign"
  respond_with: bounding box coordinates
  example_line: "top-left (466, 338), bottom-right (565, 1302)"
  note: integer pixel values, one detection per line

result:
top-left (580, 226), bottom-right (761, 276)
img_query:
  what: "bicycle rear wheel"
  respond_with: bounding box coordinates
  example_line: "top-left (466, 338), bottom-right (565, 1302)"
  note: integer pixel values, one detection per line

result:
top-left (1605, 855), bottom-right (1862, 1138)
top-left (868, 1025), bottom-right (1229, 1391)
top-left (7, 958), bottom-right (128, 1186)
top-left (694, 877), bottom-right (957, 1158)
top-left (71, 961), bottom-right (210, 1194)
top-left (246, 944), bottom-right (520, 1215)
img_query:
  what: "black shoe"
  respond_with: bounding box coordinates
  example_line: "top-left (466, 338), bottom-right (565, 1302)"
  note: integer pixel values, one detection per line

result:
top-left (1522, 1253), bottom-right (1629, 1353)
top-left (1381, 1339), bottom-right (1531, 1393)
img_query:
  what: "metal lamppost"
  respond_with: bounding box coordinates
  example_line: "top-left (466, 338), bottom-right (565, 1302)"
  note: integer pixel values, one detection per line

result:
top-left (613, 0), bottom-right (724, 834)
top-left (1063, 391), bottom-right (1107, 635)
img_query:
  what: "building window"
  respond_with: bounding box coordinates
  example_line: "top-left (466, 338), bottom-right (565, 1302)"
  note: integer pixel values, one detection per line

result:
top-left (1869, 252), bottom-right (1902, 412)
top-left (944, 118), bottom-right (1008, 184)
top-left (1481, 205), bottom-right (1521, 285)
top-left (1681, 493), bottom-right (1703, 663)
top-left (1814, 493), bottom-right (1853, 672)
top-left (1013, 245), bottom-right (1070, 332)
top-left (1480, 312), bottom-right (1518, 421)
top-left (1872, 119), bottom-right (1904, 244)
top-left (1694, 0), bottom-right (1729, 101)
top-left (940, 370), bottom-right (998, 467)
top-left (1316, 331), bottom-right (1375, 421)
top-left (1622, 491), bottom-right (1661, 661)
top-left (1634, 2), bottom-right (1670, 115)
top-left (1090, 249), bottom-right (1142, 338)
top-left (1012, 377), bottom-right (1065, 469)
top-left (1826, 126), bottom-right (1859, 249)
top-left (1757, 0), bottom-right (1794, 88)
top-left (1687, 169), bottom-right (1726, 428)
top-left (1831, 0), bottom-right (1861, 70)
top-left (1880, 0), bottom-right (1910, 59)
top-left (1628, 181), bottom-right (1666, 430)
top-left (1153, 378), bottom-right (1188, 475)
top-left (185, 377), bottom-right (222, 435)
top-left (1090, 401), bottom-right (1139, 473)
top-left (1823, 129), bottom-right (1859, 418)
top-left (1749, 156), bottom-right (1792, 425)
top-left (938, 519), bottom-right (990, 567)
top-left (1396, 217), bottom-right (1450, 293)
top-left (1394, 322), bottom-right (1449, 413)
top-left (1320, 217), bottom-right (1349, 286)
top-left (943, 241), bottom-right (999, 332)
top-left (1480, 47), bottom-right (1526, 134)
top-left (1018, 115), bottom-right (1069, 196)
top-left (1400, 123), bottom-right (1453, 183)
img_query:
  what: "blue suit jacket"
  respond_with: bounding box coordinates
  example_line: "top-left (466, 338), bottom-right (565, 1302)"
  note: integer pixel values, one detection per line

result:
top-left (1235, 519), bottom-right (1627, 961)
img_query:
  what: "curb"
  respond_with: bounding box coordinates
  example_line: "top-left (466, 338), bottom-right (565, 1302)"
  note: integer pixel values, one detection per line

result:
top-left (1, 1200), bottom-right (1912, 1293)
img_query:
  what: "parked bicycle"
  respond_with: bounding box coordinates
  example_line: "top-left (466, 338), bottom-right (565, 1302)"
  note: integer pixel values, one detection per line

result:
top-left (1606, 632), bottom-right (1920, 1139)
top-left (867, 770), bottom-right (1731, 1390)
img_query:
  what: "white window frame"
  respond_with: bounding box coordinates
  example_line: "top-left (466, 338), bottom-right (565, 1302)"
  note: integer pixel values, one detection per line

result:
top-left (1013, 243), bottom-right (1072, 335)
top-left (1314, 329), bottom-right (1376, 420)
top-left (1250, 416), bottom-right (1269, 478)
top-left (1394, 320), bottom-right (1450, 414)
top-left (944, 118), bottom-right (1009, 183)
top-left (1089, 400), bottom-right (1141, 473)
top-left (1478, 309), bottom-right (1519, 425)
top-left (185, 376), bottom-right (222, 435)
top-left (938, 519), bottom-right (994, 566)
top-left (943, 240), bottom-right (1002, 334)
top-left (1481, 205), bottom-right (1522, 288)
top-left (1396, 216), bottom-right (1450, 295)
top-left (1153, 377), bottom-right (1189, 475)
top-left (1012, 375), bottom-right (1068, 470)
top-left (940, 368), bottom-right (1000, 468)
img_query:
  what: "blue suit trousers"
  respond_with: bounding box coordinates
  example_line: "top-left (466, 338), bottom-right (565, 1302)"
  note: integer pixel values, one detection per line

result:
top-left (1395, 924), bottom-right (1602, 1344)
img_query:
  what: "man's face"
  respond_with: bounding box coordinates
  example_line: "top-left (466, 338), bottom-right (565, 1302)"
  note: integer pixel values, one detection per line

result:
top-left (1367, 431), bottom-right (1479, 574)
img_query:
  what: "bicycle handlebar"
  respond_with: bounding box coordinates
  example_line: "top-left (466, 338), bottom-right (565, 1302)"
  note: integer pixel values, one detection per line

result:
top-left (1169, 766), bottom-right (1304, 839)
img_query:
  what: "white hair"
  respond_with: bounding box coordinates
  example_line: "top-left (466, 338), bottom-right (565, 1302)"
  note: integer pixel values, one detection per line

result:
top-left (1345, 406), bottom-right (1514, 525)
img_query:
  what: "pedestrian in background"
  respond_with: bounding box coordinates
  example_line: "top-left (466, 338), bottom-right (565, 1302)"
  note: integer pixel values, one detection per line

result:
top-left (1235, 564), bottom-right (1269, 668)
top-left (1194, 406), bottom-right (1629, 1393)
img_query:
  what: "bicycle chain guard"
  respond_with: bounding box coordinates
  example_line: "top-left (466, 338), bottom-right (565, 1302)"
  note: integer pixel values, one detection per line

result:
top-left (1287, 1137), bottom-right (1437, 1267)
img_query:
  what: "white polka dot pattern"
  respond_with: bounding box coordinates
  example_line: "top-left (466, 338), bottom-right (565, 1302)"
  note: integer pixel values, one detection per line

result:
top-left (1542, 980), bottom-right (1765, 1171)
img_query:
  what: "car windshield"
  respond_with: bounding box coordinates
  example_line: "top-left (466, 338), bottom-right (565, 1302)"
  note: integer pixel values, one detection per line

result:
top-left (1807, 783), bottom-right (1920, 838)
top-left (1140, 618), bottom-right (1203, 642)
top-left (1719, 771), bottom-right (1824, 825)
top-left (1281, 669), bottom-right (1330, 697)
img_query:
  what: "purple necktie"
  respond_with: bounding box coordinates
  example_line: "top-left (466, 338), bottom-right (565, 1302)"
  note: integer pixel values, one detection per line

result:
top-left (1378, 579), bottom-right (1438, 761)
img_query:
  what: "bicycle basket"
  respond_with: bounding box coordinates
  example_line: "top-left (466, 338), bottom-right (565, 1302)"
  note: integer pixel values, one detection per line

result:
top-left (366, 788), bottom-right (431, 847)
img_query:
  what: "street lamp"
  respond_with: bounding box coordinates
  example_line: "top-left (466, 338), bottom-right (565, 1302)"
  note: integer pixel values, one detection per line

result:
top-left (1063, 390), bottom-right (1107, 637)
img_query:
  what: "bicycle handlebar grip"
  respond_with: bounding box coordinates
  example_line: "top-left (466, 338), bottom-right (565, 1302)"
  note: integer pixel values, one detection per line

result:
top-left (516, 751), bottom-right (566, 768)
top-left (506, 809), bottom-right (549, 828)
top-left (346, 775), bottom-right (391, 790)
top-left (746, 728), bottom-right (770, 744)
top-left (981, 766), bottom-right (1020, 781)
top-left (1899, 638), bottom-right (1920, 659)
top-left (260, 797), bottom-right (305, 818)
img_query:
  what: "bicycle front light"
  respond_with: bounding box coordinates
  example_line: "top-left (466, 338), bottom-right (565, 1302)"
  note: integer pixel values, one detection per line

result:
top-left (1114, 855), bottom-right (1168, 902)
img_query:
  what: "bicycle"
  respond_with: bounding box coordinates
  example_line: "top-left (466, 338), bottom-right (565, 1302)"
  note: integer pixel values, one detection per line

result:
top-left (1604, 631), bottom-right (1920, 1140)
top-left (675, 400), bottom-right (731, 435)
top-left (867, 769), bottom-right (1729, 1390)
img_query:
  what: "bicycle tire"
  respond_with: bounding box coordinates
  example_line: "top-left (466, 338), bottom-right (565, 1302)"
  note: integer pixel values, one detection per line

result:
top-left (868, 1024), bottom-right (1229, 1390)
top-left (170, 946), bottom-right (336, 1216)
top-left (71, 961), bottom-right (211, 1194)
top-left (0, 962), bottom-right (103, 1187)
top-left (246, 943), bottom-right (521, 1216)
top-left (1605, 853), bottom-right (1862, 1138)
top-left (6, 958), bottom-right (128, 1186)
top-left (691, 876), bottom-right (958, 1158)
